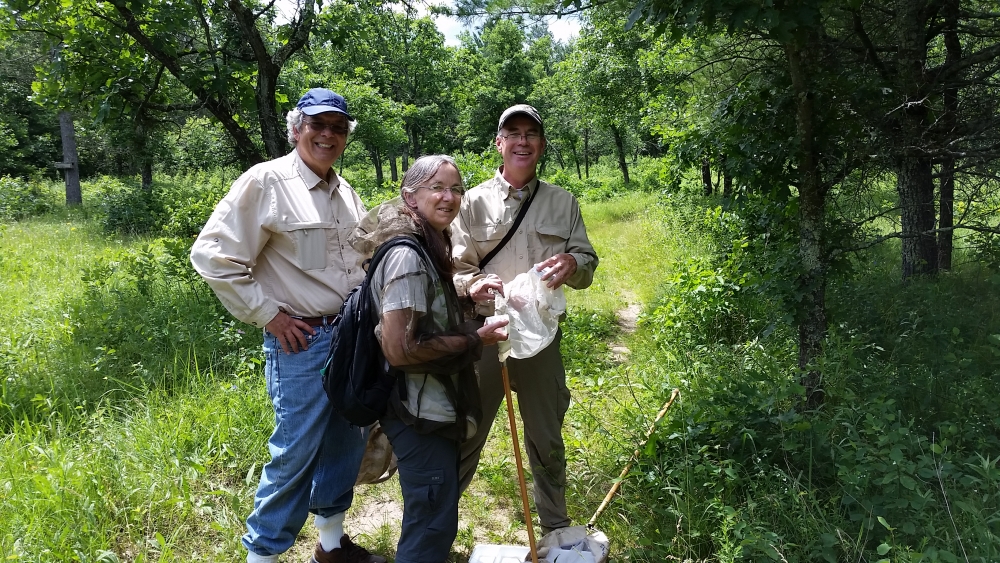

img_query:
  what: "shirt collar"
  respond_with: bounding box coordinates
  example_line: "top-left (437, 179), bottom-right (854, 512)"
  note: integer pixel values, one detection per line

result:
top-left (494, 168), bottom-right (538, 200)
top-left (292, 149), bottom-right (341, 195)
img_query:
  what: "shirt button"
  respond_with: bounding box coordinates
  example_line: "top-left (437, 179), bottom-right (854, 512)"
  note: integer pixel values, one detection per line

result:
top-left (519, 255), bottom-right (523, 260)
top-left (347, 269), bottom-right (352, 274)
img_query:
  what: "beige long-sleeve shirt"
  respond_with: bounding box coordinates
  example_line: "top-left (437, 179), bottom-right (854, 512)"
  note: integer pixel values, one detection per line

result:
top-left (190, 150), bottom-right (367, 328)
top-left (451, 170), bottom-right (598, 316)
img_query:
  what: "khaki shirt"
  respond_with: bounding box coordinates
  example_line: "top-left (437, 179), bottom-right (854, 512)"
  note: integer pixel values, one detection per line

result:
top-left (190, 150), bottom-right (367, 328)
top-left (451, 170), bottom-right (598, 315)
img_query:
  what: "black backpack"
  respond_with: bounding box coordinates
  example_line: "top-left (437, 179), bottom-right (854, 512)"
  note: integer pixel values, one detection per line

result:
top-left (321, 236), bottom-right (423, 426)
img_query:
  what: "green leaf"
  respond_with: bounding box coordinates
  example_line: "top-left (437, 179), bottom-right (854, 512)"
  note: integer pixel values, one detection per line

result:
top-left (877, 543), bottom-right (891, 555)
top-left (877, 516), bottom-right (893, 531)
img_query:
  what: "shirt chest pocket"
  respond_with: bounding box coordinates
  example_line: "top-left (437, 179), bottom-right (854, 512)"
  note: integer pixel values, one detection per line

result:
top-left (470, 223), bottom-right (509, 243)
top-left (533, 223), bottom-right (571, 252)
top-left (280, 221), bottom-right (336, 271)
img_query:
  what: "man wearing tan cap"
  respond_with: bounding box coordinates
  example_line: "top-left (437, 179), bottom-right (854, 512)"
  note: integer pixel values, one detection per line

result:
top-left (451, 104), bottom-right (599, 535)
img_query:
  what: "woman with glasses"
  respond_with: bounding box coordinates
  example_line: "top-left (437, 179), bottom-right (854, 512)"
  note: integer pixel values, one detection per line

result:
top-left (350, 155), bottom-right (508, 563)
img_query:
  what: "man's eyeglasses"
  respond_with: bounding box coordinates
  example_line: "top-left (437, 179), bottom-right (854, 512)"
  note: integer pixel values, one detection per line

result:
top-left (498, 132), bottom-right (542, 142)
top-left (304, 119), bottom-right (350, 136)
top-left (415, 184), bottom-right (465, 196)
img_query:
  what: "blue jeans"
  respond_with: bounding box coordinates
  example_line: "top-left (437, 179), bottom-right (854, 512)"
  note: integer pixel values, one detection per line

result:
top-left (381, 417), bottom-right (460, 563)
top-left (243, 324), bottom-right (368, 557)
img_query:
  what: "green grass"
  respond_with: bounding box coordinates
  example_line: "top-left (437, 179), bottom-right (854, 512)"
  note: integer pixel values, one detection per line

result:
top-left (0, 187), bottom-right (690, 561)
top-left (6, 172), bottom-right (998, 563)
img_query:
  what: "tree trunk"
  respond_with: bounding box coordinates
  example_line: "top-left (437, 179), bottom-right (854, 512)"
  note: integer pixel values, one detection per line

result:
top-left (723, 157), bottom-right (733, 198)
top-left (938, 0), bottom-right (961, 271)
top-left (897, 156), bottom-right (938, 277)
top-left (571, 142), bottom-right (582, 180)
top-left (895, 0), bottom-right (938, 278)
top-left (701, 157), bottom-right (713, 196)
top-left (255, 61), bottom-right (288, 159)
top-left (610, 125), bottom-right (630, 185)
top-left (401, 147), bottom-right (409, 172)
top-left (141, 161), bottom-right (153, 192)
top-left (786, 34), bottom-right (827, 410)
top-left (584, 128), bottom-right (590, 179)
top-left (370, 146), bottom-right (384, 186)
top-left (59, 111), bottom-right (82, 206)
top-left (938, 160), bottom-right (954, 270)
top-left (390, 152), bottom-right (399, 184)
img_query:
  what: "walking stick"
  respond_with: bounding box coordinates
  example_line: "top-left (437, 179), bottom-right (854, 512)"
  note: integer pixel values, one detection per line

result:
top-left (587, 388), bottom-right (680, 529)
top-left (501, 359), bottom-right (540, 563)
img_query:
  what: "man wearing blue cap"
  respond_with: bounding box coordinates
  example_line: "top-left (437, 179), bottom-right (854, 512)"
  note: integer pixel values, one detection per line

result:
top-left (191, 89), bottom-right (386, 563)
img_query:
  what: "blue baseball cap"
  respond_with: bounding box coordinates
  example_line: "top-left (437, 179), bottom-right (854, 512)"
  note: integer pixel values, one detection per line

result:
top-left (296, 88), bottom-right (353, 119)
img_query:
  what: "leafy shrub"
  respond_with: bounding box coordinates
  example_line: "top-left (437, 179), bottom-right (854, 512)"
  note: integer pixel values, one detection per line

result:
top-left (454, 148), bottom-right (501, 188)
top-left (968, 230), bottom-right (1000, 270)
top-left (90, 175), bottom-right (165, 235)
top-left (0, 175), bottom-right (56, 221)
top-left (69, 237), bottom-right (261, 397)
top-left (160, 170), bottom-right (234, 238)
top-left (166, 116), bottom-right (237, 171)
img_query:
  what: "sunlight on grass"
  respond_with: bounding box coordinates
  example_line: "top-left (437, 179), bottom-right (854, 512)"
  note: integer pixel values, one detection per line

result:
top-left (568, 192), bottom-right (703, 313)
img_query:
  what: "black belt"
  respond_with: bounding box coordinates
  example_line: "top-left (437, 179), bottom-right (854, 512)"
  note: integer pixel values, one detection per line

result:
top-left (297, 315), bottom-right (339, 327)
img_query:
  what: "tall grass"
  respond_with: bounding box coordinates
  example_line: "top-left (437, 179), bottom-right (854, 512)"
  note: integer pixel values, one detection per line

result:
top-left (3, 166), bottom-right (998, 562)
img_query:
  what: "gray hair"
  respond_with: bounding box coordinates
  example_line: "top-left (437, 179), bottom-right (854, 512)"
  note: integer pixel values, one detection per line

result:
top-left (400, 155), bottom-right (463, 199)
top-left (285, 108), bottom-right (358, 145)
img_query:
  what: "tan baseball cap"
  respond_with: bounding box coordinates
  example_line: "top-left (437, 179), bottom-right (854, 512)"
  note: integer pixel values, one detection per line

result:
top-left (497, 104), bottom-right (543, 132)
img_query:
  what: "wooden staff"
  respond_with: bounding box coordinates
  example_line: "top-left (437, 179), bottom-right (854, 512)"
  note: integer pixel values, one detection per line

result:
top-left (501, 360), bottom-right (539, 563)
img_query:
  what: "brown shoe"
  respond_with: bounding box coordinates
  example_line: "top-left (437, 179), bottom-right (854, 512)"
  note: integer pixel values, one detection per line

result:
top-left (311, 535), bottom-right (387, 563)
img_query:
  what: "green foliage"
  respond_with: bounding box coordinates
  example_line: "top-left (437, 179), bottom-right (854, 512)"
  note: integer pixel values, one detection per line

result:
top-left (0, 176), bottom-right (58, 221)
top-left (91, 176), bottom-right (165, 235)
top-left (453, 149), bottom-right (502, 188)
top-left (159, 169), bottom-right (236, 239)
top-left (162, 117), bottom-right (238, 172)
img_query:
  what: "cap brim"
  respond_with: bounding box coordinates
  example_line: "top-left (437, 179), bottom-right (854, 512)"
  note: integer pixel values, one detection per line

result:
top-left (301, 105), bottom-right (354, 120)
top-left (498, 111), bottom-right (541, 131)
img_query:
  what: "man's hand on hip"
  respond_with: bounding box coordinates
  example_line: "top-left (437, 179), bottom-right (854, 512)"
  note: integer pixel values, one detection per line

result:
top-left (536, 253), bottom-right (577, 289)
top-left (265, 311), bottom-right (316, 354)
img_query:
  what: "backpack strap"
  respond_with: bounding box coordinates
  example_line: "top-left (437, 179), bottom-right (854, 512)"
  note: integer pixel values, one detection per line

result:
top-left (478, 182), bottom-right (541, 271)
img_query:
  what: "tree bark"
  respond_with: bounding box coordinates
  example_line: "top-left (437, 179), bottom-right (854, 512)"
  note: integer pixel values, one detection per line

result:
top-left (938, 0), bottom-right (961, 271)
top-left (254, 62), bottom-right (287, 159)
top-left (701, 157), bottom-right (713, 195)
top-left (584, 128), bottom-right (590, 179)
top-left (786, 34), bottom-right (827, 410)
top-left (723, 159), bottom-right (733, 198)
top-left (895, 0), bottom-right (938, 278)
top-left (610, 124), bottom-right (630, 185)
top-left (370, 146), bottom-right (384, 186)
top-left (141, 162), bottom-right (153, 192)
top-left (390, 152), bottom-right (399, 184)
top-left (59, 111), bottom-right (81, 206)
top-left (571, 142), bottom-right (582, 180)
top-left (897, 156), bottom-right (938, 277)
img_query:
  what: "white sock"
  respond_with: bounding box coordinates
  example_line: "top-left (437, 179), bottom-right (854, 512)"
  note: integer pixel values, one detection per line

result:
top-left (314, 512), bottom-right (346, 552)
top-left (246, 552), bottom-right (279, 563)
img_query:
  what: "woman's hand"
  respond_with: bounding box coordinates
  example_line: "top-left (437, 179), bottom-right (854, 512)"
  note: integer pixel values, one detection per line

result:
top-left (477, 319), bottom-right (509, 346)
top-left (469, 274), bottom-right (504, 303)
